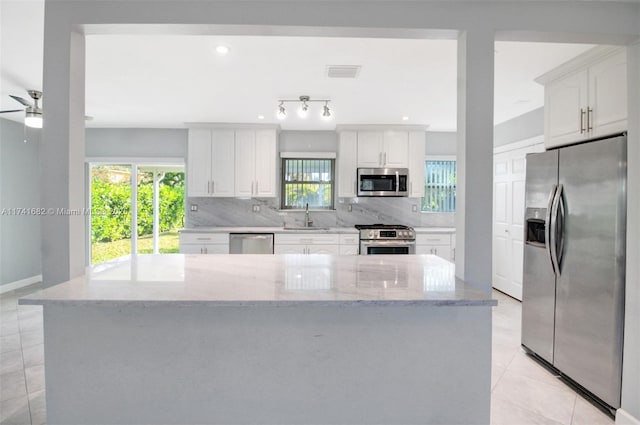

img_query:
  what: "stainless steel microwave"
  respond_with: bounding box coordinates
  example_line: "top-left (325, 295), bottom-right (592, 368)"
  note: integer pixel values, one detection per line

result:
top-left (357, 168), bottom-right (409, 197)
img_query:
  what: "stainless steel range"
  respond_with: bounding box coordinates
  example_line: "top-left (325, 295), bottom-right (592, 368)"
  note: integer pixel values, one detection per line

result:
top-left (356, 224), bottom-right (416, 255)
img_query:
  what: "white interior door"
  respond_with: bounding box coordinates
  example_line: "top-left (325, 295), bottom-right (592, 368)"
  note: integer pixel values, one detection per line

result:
top-left (493, 139), bottom-right (544, 300)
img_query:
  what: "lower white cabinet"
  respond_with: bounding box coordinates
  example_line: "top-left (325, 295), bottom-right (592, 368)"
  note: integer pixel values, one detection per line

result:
top-left (275, 244), bottom-right (340, 255)
top-left (179, 233), bottom-right (229, 254)
top-left (274, 233), bottom-right (358, 255)
top-left (338, 234), bottom-right (359, 255)
top-left (416, 233), bottom-right (455, 261)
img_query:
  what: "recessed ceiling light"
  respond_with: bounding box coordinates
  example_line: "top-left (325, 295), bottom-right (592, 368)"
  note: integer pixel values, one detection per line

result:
top-left (216, 45), bottom-right (229, 55)
top-left (258, 115), bottom-right (265, 120)
top-left (402, 116), bottom-right (409, 121)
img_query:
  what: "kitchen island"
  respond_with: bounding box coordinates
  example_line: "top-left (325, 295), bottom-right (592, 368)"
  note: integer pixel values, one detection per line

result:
top-left (20, 254), bottom-right (496, 425)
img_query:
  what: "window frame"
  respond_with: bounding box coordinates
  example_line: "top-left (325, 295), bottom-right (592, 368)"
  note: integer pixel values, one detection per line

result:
top-left (280, 157), bottom-right (336, 210)
top-left (421, 155), bottom-right (457, 213)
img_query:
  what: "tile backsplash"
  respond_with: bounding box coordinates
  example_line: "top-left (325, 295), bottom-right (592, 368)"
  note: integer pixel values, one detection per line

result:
top-left (186, 197), bottom-right (455, 228)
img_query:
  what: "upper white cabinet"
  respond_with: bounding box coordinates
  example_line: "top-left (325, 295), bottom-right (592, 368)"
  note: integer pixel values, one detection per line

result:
top-left (356, 130), bottom-right (409, 168)
top-left (254, 130), bottom-right (278, 197)
top-left (235, 129), bottom-right (277, 197)
top-left (187, 129), bottom-right (213, 197)
top-left (187, 129), bottom-right (235, 197)
top-left (235, 130), bottom-right (257, 197)
top-left (337, 125), bottom-right (426, 198)
top-left (538, 47), bottom-right (627, 149)
top-left (408, 131), bottom-right (425, 198)
top-left (337, 131), bottom-right (358, 197)
top-left (187, 125), bottom-right (278, 198)
top-left (211, 130), bottom-right (236, 196)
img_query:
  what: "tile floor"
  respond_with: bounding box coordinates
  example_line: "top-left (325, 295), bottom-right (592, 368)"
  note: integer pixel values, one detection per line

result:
top-left (0, 284), bottom-right (615, 425)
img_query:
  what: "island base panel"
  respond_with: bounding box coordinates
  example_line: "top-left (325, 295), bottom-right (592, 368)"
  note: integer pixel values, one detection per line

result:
top-left (44, 304), bottom-right (491, 424)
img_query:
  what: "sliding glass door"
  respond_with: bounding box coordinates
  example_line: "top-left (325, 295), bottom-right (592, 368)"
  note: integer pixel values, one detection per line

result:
top-left (89, 162), bottom-right (184, 265)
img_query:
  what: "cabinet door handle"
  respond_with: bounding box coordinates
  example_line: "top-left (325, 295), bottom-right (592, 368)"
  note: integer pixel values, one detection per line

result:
top-left (587, 107), bottom-right (593, 132)
top-left (251, 181), bottom-right (254, 196)
top-left (384, 152), bottom-right (387, 166)
top-left (580, 108), bottom-right (586, 134)
top-left (211, 181), bottom-right (215, 194)
top-left (255, 181), bottom-right (258, 195)
top-left (452, 248), bottom-right (456, 261)
top-left (410, 182), bottom-right (413, 194)
top-left (205, 247), bottom-right (208, 254)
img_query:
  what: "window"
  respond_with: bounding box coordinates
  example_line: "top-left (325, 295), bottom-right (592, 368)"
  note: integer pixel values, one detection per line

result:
top-left (281, 158), bottom-right (334, 209)
top-left (422, 159), bottom-right (456, 212)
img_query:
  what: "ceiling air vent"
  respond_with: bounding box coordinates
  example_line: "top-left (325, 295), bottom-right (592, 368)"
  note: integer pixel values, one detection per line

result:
top-left (326, 65), bottom-right (361, 79)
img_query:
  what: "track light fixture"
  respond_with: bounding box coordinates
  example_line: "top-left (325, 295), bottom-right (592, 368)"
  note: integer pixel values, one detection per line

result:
top-left (276, 95), bottom-right (332, 120)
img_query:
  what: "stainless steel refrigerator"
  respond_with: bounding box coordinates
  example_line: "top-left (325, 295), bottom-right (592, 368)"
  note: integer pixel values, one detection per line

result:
top-left (521, 134), bottom-right (626, 411)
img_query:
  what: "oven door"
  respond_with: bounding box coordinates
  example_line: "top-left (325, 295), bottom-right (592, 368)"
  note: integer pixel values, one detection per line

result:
top-left (360, 240), bottom-right (416, 255)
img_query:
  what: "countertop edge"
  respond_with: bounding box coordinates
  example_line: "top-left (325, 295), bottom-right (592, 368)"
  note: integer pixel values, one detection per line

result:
top-left (179, 227), bottom-right (455, 234)
top-left (19, 298), bottom-right (497, 307)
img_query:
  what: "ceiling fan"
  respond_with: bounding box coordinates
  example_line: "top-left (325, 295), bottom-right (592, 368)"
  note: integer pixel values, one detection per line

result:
top-left (0, 89), bottom-right (93, 128)
top-left (0, 90), bottom-right (43, 128)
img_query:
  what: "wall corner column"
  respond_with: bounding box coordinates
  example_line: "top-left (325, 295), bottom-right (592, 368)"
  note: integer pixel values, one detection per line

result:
top-left (455, 29), bottom-right (495, 293)
top-left (40, 21), bottom-right (86, 286)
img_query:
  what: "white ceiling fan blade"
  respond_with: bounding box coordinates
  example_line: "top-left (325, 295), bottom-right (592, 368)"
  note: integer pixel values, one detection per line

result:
top-left (0, 109), bottom-right (24, 113)
top-left (9, 95), bottom-right (32, 107)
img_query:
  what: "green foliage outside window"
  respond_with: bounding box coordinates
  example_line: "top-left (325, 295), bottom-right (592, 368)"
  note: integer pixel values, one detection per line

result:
top-left (91, 170), bottom-right (185, 243)
top-left (281, 159), bottom-right (334, 209)
top-left (421, 160), bottom-right (456, 212)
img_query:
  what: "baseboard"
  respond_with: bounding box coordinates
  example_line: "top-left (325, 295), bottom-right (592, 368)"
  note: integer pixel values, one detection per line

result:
top-left (0, 275), bottom-right (43, 295)
top-left (617, 408), bottom-right (640, 425)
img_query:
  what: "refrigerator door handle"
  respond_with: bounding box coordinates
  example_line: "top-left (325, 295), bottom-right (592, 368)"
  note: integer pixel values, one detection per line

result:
top-left (545, 185), bottom-right (558, 275)
top-left (556, 185), bottom-right (566, 271)
top-left (550, 184), bottom-right (563, 276)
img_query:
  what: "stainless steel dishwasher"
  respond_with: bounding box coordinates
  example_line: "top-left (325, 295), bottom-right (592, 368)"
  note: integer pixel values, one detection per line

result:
top-left (229, 233), bottom-right (274, 254)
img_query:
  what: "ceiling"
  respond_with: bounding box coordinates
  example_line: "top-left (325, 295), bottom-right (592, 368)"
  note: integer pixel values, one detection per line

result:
top-left (0, 0), bottom-right (595, 132)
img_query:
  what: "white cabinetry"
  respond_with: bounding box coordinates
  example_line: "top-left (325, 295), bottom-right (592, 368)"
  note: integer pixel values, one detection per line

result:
top-left (187, 129), bottom-right (235, 197)
top-left (274, 233), bottom-right (359, 255)
top-left (211, 131), bottom-right (236, 196)
top-left (188, 126), bottom-right (278, 198)
top-left (538, 47), bottom-right (627, 149)
top-left (408, 131), bottom-right (425, 197)
top-left (356, 130), bottom-right (409, 168)
top-left (337, 126), bottom-right (426, 199)
top-left (235, 129), bottom-right (277, 197)
top-left (187, 130), bottom-right (212, 197)
top-left (338, 131), bottom-right (358, 197)
top-left (416, 233), bottom-right (454, 261)
top-left (179, 233), bottom-right (229, 254)
top-left (338, 234), bottom-right (359, 255)
top-left (274, 233), bottom-right (341, 255)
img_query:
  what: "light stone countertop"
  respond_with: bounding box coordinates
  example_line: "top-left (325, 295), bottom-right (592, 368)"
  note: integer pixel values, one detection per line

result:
top-left (180, 226), bottom-right (455, 234)
top-left (19, 254), bottom-right (494, 308)
top-left (179, 226), bottom-right (359, 234)
top-left (414, 227), bottom-right (456, 233)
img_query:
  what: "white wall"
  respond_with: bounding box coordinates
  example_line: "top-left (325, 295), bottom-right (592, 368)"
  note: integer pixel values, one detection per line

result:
top-left (494, 107), bottom-right (544, 147)
top-left (425, 131), bottom-right (457, 155)
top-left (86, 128), bottom-right (187, 158)
top-left (0, 118), bottom-right (42, 288)
top-left (41, 1), bottom-right (640, 419)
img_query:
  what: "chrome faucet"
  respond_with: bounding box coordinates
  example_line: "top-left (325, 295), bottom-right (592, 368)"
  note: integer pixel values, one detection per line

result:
top-left (304, 203), bottom-right (313, 227)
